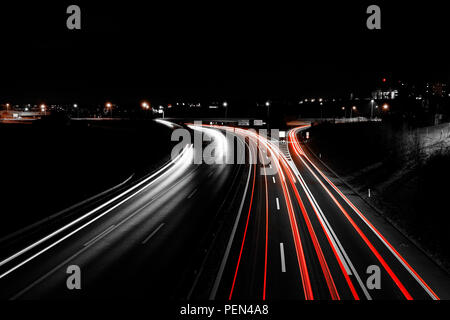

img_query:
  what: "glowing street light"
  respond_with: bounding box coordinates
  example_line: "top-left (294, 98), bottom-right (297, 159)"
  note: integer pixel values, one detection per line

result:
top-left (350, 106), bottom-right (356, 118)
top-left (265, 101), bottom-right (271, 130)
top-left (40, 104), bottom-right (47, 116)
top-left (141, 101), bottom-right (150, 110)
top-left (105, 102), bottom-right (113, 118)
top-left (73, 104), bottom-right (79, 118)
top-left (382, 103), bottom-right (389, 111)
top-left (370, 99), bottom-right (375, 119)
top-left (223, 101), bottom-right (229, 118)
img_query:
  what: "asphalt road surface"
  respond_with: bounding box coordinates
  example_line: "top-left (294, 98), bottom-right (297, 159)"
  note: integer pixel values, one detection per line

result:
top-left (0, 122), bottom-right (448, 300)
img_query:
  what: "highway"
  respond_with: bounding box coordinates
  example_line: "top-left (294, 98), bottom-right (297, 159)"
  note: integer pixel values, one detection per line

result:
top-left (0, 122), bottom-right (448, 300)
top-left (0, 124), bottom-right (241, 299)
top-left (191, 124), bottom-right (448, 300)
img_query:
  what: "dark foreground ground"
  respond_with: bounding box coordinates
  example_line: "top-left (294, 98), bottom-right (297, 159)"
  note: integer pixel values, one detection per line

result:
top-left (0, 119), bottom-right (173, 239)
top-left (304, 121), bottom-right (450, 270)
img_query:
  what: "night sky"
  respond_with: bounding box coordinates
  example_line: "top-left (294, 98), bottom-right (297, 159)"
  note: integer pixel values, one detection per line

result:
top-left (1, 1), bottom-right (449, 103)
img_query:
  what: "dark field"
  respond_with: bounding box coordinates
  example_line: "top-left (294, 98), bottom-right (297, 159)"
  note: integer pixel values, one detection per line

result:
top-left (0, 120), bottom-right (173, 238)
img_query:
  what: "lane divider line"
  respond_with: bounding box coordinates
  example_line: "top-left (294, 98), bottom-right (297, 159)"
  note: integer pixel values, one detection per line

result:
top-left (236, 127), bottom-right (314, 300)
top-left (187, 188), bottom-right (198, 199)
top-left (228, 140), bottom-right (258, 300)
top-left (290, 129), bottom-right (417, 300)
top-left (259, 147), bottom-right (270, 300)
top-left (280, 243), bottom-right (286, 273)
top-left (286, 144), bottom-right (366, 300)
top-left (0, 145), bottom-right (193, 280)
top-left (299, 139), bottom-right (440, 299)
top-left (209, 136), bottom-right (253, 300)
top-left (83, 225), bottom-right (116, 247)
top-left (142, 223), bottom-right (165, 244)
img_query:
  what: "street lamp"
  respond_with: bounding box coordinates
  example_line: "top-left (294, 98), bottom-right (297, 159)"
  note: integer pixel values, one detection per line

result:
top-left (382, 103), bottom-right (389, 111)
top-left (141, 101), bottom-right (150, 118)
top-left (223, 101), bottom-right (228, 118)
top-left (73, 104), bottom-right (79, 118)
top-left (370, 99), bottom-right (375, 119)
top-left (265, 101), bottom-right (271, 130)
top-left (106, 102), bottom-right (113, 118)
top-left (341, 106), bottom-right (346, 118)
top-left (350, 106), bottom-right (356, 118)
top-left (40, 104), bottom-right (47, 116)
top-left (156, 106), bottom-right (165, 118)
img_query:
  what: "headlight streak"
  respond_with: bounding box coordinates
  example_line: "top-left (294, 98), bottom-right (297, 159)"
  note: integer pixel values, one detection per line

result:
top-left (188, 124), bottom-right (228, 164)
top-left (0, 144), bottom-right (193, 280)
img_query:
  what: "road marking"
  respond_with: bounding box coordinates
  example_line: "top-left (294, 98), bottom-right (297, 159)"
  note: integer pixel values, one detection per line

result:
top-left (0, 145), bottom-right (195, 281)
top-left (280, 243), bottom-right (286, 272)
top-left (8, 165), bottom-right (200, 299)
top-left (301, 148), bottom-right (439, 299)
top-left (298, 169), bottom-right (371, 299)
top-left (210, 135), bottom-right (253, 300)
top-left (276, 197), bottom-right (280, 210)
top-left (0, 144), bottom-right (192, 274)
top-left (287, 130), bottom-right (371, 300)
top-left (142, 223), bottom-right (165, 244)
top-left (292, 137), bottom-right (413, 299)
top-left (272, 177), bottom-right (276, 184)
top-left (83, 225), bottom-right (116, 247)
top-left (187, 188), bottom-right (198, 199)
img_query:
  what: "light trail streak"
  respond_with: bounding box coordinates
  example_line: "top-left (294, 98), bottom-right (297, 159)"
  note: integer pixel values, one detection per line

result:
top-left (0, 144), bottom-right (193, 279)
top-left (235, 128), bottom-right (314, 300)
top-left (289, 127), bottom-right (439, 300)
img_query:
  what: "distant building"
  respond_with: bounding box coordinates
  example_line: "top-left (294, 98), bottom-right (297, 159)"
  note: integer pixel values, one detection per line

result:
top-left (0, 110), bottom-right (49, 122)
